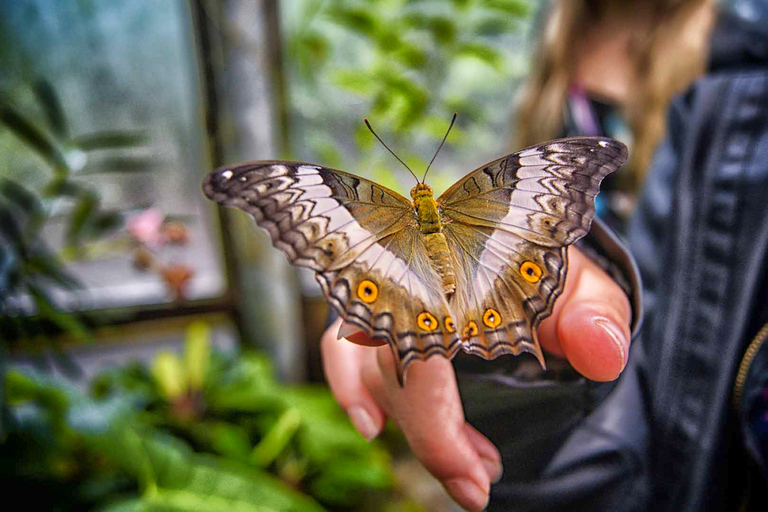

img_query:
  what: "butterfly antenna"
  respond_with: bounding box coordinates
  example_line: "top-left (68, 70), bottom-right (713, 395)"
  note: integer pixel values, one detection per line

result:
top-left (364, 118), bottom-right (420, 183)
top-left (422, 112), bottom-right (457, 183)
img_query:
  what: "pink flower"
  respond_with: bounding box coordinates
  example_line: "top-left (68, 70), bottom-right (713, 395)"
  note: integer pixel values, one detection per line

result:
top-left (127, 208), bottom-right (165, 247)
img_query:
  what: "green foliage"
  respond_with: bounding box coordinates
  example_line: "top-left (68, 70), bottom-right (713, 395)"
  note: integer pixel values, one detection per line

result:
top-left (0, 78), bottom-right (154, 343)
top-left (0, 322), bottom-right (399, 510)
top-left (284, 0), bottom-right (531, 187)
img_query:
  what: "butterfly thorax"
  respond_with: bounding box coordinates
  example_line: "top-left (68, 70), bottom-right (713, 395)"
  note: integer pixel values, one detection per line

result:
top-left (410, 183), bottom-right (442, 234)
top-left (410, 183), bottom-right (456, 296)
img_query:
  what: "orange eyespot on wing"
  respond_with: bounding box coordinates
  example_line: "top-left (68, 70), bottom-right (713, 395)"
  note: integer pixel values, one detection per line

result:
top-left (357, 280), bottom-right (379, 303)
top-left (462, 320), bottom-right (479, 339)
top-left (520, 261), bottom-right (543, 283)
top-left (417, 311), bottom-right (438, 332)
top-left (483, 308), bottom-right (502, 328)
top-left (444, 316), bottom-right (456, 333)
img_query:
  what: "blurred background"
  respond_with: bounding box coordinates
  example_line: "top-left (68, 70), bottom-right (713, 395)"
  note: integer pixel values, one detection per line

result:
top-left (1, 0), bottom-right (766, 511)
top-left (0, 1), bottom-right (533, 510)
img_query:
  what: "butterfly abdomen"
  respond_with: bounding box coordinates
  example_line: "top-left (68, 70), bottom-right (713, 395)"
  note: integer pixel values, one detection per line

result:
top-left (411, 184), bottom-right (456, 296)
top-left (423, 232), bottom-right (456, 296)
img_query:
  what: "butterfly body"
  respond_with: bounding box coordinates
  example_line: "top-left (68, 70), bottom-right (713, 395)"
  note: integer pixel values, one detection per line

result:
top-left (203, 137), bottom-right (628, 384)
top-left (410, 183), bottom-right (456, 295)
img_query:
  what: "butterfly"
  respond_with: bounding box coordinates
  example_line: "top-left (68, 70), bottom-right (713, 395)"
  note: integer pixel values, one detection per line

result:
top-left (203, 122), bottom-right (627, 385)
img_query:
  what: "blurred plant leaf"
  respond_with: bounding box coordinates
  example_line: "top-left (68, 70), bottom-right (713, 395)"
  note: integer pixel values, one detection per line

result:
top-left (485, 0), bottom-right (530, 17)
top-left (25, 246), bottom-right (81, 290)
top-left (454, 42), bottom-right (505, 71)
top-left (151, 353), bottom-right (186, 401)
top-left (325, 5), bottom-right (380, 37)
top-left (0, 104), bottom-right (69, 172)
top-left (43, 176), bottom-right (92, 199)
top-left (26, 280), bottom-right (91, 342)
top-left (473, 15), bottom-right (517, 36)
top-left (390, 39), bottom-right (428, 68)
top-left (32, 79), bottom-right (69, 138)
top-left (101, 431), bottom-right (328, 512)
top-left (251, 408), bottom-right (302, 468)
top-left (79, 155), bottom-right (159, 174)
top-left (290, 31), bottom-right (330, 80)
top-left (66, 193), bottom-right (98, 248)
top-left (73, 130), bottom-right (148, 150)
top-left (200, 421), bottom-right (252, 462)
top-left (184, 321), bottom-right (210, 391)
top-left (331, 69), bottom-right (376, 96)
top-left (402, 13), bottom-right (456, 45)
top-left (0, 179), bottom-right (45, 222)
top-left (90, 211), bottom-right (124, 239)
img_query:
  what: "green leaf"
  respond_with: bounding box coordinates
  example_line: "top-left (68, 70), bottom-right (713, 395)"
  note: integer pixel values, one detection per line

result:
top-left (309, 460), bottom-right (393, 506)
top-left (0, 105), bottom-right (69, 172)
top-left (43, 176), bottom-right (91, 199)
top-left (101, 432), bottom-right (328, 512)
top-left (402, 13), bottom-right (456, 45)
top-left (251, 408), bottom-right (302, 468)
top-left (390, 40), bottom-right (428, 69)
top-left (25, 246), bottom-right (81, 290)
top-left (90, 211), bottom-right (124, 238)
top-left (485, 0), bottom-right (530, 17)
top-left (184, 321), bottom-right (211, 390)
top-left (152, 353), bottom-right (187, 400)
top-left (325, 6), bottom-right (380, 38)
top-left (66, 193), bottom-right (98, 247)
top-left (26, 280), bottom-right (91, 341)
top-left (0, 179), bottom-right (44, 221)
top-left (454, 42), bottom-right (505, 71)
top-left (96, 498), bottom-right (143, 512)
top-left (330, 69), bottom-right (376, 96)
top-left (204, 422), bottom-right (253, 462)
top-left (73, 130), bottom-right (148, 150)
top-left (32, 79), bottom-right (69, 138)
top-left (291, 32), bottom-right (330, 79)
top-left (473, 15), bottom-right (516, 36)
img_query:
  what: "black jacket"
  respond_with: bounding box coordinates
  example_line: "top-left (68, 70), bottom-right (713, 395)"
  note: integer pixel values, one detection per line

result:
top-left (457, 12), bottom-right (768, 511)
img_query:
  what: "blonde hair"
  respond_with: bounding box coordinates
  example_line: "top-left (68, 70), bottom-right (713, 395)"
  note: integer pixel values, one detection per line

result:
top-left (514, 0), bottom-right (715, 190)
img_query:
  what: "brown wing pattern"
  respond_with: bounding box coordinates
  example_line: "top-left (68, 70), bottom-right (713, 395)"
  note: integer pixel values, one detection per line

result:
top-left (203, 161), bottom-right (459, 384)
top-left (203, 161), bottom-right (413, 271)
top-left (438, 137), bottom-right (627, 365)
top-left (315, 228), bottom-right (461, 383)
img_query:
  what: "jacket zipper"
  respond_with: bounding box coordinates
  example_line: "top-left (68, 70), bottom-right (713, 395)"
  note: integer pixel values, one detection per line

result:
top-left (732, 320), bottom-right (768, 411)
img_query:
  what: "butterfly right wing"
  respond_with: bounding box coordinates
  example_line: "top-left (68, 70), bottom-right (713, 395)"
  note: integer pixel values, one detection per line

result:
top-left (438, 137), bottom-right (628, 364)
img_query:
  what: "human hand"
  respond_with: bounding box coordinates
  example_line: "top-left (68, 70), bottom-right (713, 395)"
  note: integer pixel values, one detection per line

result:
top-left (321, 247), bottom-right (632, 511)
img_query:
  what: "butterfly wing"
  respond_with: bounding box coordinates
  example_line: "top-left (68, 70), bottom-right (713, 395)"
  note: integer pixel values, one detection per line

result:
top-left (437, 137), bottom-right (628, 363)
top-left (203, 162), bottom-right (459, 383)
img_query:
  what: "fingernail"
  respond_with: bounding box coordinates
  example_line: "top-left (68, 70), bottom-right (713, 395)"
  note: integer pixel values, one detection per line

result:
top-left (481, 456), bottom-right (503, 484)
top-left (337, 321), bottom-right (362, 340)
top-left (348, 406), bottom-right (378, 441)
top-left (444, 478), bottom-right (490, 512)
top-left (595, 317), bottom-right (629, 370)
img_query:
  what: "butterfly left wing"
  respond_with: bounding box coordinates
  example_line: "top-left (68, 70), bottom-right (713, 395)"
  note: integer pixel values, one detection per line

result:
top-left (203, 161), bottom-right (459, 384)
top-left (437, 137), bottom-right (628, 364)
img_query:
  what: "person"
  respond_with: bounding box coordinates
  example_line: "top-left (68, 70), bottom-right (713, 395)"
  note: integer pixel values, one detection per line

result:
top-left (321, 1), bottom-right (768, 510)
